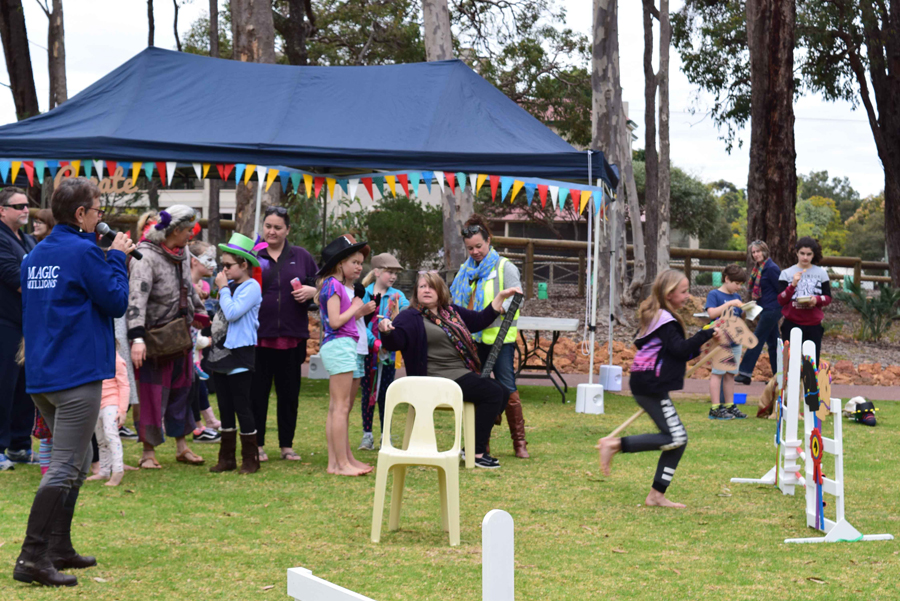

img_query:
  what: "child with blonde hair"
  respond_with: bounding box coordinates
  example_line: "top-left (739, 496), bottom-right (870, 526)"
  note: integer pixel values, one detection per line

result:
top-left (599, 269), bottom-right (720, 509)
top-left (316, 235), bottom-right (376, 476)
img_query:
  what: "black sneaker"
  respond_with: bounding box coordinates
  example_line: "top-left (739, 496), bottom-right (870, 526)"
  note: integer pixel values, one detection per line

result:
top-left (708, 406), bottom-right (734, 420)
top-left (193, 428), bottom-right (221, 443)
top-left (734, 374), bottom-right (752, 385)
top-left (726, 404), bottom-right (747, 419)
top-left (475, 454), bottom-right (500, 469)
top-left (118, 425), bottom-right (139, 440)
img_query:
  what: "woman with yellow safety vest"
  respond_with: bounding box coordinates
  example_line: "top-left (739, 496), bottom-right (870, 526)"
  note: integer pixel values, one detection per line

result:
top-left (449, 215), bottom-right (530, 458)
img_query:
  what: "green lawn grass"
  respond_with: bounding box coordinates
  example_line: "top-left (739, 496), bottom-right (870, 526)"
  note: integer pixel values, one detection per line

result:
top-left (1, 382), bottom-right (898, 600)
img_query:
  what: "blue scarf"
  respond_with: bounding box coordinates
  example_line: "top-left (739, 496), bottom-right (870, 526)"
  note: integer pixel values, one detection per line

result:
top-left (450, 247), bottom-right (501, 342)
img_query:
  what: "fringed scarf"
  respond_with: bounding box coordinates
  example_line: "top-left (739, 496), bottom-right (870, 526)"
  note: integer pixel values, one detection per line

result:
top-left (422, 306), bottom-right (482, 373)
top-left (750, 260), bottom-right (765, 300)
top-left (449, 247), bottom-right (501, 310)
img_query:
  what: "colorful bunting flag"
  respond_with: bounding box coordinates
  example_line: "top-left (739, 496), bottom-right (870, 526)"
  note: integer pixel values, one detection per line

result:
top-left (243, 164), bottom-right (256, 185)
top-left (373, 176), bottom-right (385, 198)
top-left (256, 167), bottom-right (268, 191)
top-left (303, 173), bottom-right (313, 197)
top-left (119, 162), bottom-right (133, 182)
top-left (280, 171), bottom-right (291, 194)
top-left (36, 161), bottom-right (47, 184)
top-left (313, 176), bottom-right (324, 199)
top-left (47, 160), bottom-right (60, 178)
top-left (408, 172), bottom-right (420, 197)
top-left (167, 162), bottom-right (177, 186)
top-left (549, 185), bottom-right (559, 208)
top-left (290, 172), bottom-right (302, 194)
top-left (202, 163), bottom-right (211, 178)
top-left (338, 178), bottom-right (349, 195)
top-left (235, 164), bottom-right (246, 186)
top-left (558, 188), bottom-right (569, 211)
top-left (361, 177), bottom-right (374, 200)
top-left (10, 161), bottom-right (21, 185)
top-left (593, 190), bottom-right (603, 215)
top-left (421, 171), bottom-right (433, 194)
top-left (348, 178), bottom-right (359, 200)
top-left (265, 167), bottom-right (279, 191)
top-left (456, 172), bottom-right (466, 193)
top-left (155, 162), bottom-right (167, 187)
top-left (70, 160), bottom-right (81, 177)
top-left (510, 180), bottom-right (524, 203)
top-left (0, 161), bottom-right (10, 183)
top-left (435, 171), bottom-right (445, 193)
top-left (102, 161), bottom-right (114, 178)
top-left (538, 184), bottom-right (548, 209)
top-left (326, 177), bottom-right (336, 199)
top-left (446, 172), bottom-right (456, 194)
top-left (524, 183), bottom-right (537, 206)
top-left (398, 173), bottom-right (410, 197)
top-left (142, 162), bottom-right (154, 183)
top-left (476, 173), bottom-right (487, 194)
top-left (23, 161), bottom-right (34, 186)
top-left (92, 160), bottom-right (103, 181)
top-left (193, 163), bottom-right (203, 180)
top-left (469, 173), bottom-right (477, 195)
top-left (84, 160), bottom-right (92, 180)
top-left (500, 177), bottom-right (513, 202)
top-left (489, 175), bottom-right (499, 201)
top-left (573, 189), bottom-right (585, 214)
top-left (385, 175), bottom-right (397, 196)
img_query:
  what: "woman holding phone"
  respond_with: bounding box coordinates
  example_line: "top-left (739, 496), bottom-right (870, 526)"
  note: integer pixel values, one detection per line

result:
top-left (250, 206), bottom-right (319, 462)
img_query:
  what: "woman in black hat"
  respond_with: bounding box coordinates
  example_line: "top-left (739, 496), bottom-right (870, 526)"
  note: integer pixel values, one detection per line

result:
top-left (315, 235), bottom-right (376, 476)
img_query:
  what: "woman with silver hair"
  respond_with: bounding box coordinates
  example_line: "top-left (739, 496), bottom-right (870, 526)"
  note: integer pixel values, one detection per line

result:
top-left (126, 205), bottom-right (208, 469)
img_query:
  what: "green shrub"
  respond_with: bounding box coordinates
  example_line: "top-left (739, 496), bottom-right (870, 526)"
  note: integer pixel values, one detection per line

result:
top-left (836, 279), bottom-right (900, 342)
top-left (695, 272), bottom-right (713, 286)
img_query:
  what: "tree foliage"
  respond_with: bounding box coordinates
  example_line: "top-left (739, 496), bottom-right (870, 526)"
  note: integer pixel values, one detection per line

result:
top-left (633, 161), bottom-right (720, 239)
top-left (796, 195), bottom-right (845, 255)
top-left (844, 194), bottom-right (885, 262)
top-left (797, 170), bottom-right (861, 223)
top-left (704, 179), bottom-right (747, 251)
top-left (365, 194), bottom-right (443, 270)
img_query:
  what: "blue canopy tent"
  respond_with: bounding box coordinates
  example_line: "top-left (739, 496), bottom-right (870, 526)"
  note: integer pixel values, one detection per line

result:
top-left (0, 47), bottom-right (617, 188)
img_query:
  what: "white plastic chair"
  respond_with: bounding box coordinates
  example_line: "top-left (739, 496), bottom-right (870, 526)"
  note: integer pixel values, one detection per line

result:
top-left (402, 400), bottom-right (475, 470)
top-left (370, 377), bottom-right (463, 546)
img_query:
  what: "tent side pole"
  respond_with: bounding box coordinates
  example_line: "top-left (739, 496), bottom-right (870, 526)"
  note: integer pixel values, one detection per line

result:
top-left (608, 196), bottom-right (616, 366)
top-left (253, 178), bottom-right (264, 239)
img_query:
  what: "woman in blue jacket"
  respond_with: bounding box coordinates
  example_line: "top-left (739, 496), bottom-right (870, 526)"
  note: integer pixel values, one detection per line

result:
top-left (15, 178), bottom-right (134, 587)
top-left (735, 241), bottom-right (782, 384)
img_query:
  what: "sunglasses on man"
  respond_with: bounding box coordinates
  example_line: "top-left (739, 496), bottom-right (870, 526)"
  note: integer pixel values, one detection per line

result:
top-left (2, 203), bottom-right (28, 211)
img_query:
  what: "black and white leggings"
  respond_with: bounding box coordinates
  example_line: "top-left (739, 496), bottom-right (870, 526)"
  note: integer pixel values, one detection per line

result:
top-left (620, 394), bottom-right (688, 493)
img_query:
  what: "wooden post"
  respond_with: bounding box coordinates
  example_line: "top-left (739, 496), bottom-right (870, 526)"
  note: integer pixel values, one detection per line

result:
top-left (482, 510), bottom-right (514, 601)
top-left (683, 253), bottom-right (692, 291)
top-left (854, 259), bottom-right (862, 289)
top-left (525, 240), bottom-right (534, 299)
top-left (578, 251), bottom-right (586, 297)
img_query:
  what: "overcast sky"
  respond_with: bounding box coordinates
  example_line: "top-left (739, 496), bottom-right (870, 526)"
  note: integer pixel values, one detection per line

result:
top-left (0, 1), bottom-right (884, 197)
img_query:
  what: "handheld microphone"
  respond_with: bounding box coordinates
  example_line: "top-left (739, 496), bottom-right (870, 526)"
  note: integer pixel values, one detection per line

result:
top-left (96, 222), bottom-right (143, 260)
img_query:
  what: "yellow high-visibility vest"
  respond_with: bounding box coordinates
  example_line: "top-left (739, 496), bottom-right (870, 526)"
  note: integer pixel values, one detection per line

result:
top-left (475, 257), bottom-right (519, 345)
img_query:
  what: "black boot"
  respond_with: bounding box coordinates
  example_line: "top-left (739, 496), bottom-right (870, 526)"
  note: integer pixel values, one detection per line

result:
top-left (13, 487), bottom-right (78, 587)
top-left (48, 487), bottom-right (97, 570)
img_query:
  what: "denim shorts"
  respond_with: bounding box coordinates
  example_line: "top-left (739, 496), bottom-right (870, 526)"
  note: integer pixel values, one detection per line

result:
top-left (320, 337), bottom-right (365, 378)
top-left (712, 343), bottom-right (743, 375)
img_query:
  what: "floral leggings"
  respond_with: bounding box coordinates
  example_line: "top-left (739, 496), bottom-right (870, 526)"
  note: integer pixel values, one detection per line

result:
top-left (94, 405), bottom-right (124, 476)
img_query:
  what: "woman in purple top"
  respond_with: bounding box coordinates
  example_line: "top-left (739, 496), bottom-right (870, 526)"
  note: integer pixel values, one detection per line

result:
top-left (378, 271), bottom-right (521, 469)
top-left (249, 206), bottom-right (319, 462)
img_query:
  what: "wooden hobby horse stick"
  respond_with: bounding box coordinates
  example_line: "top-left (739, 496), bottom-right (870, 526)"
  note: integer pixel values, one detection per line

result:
top-left (607, 409), bottom-right (646, 438)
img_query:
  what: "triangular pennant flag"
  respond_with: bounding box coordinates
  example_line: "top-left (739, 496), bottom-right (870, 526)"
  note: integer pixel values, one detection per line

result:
top-left (489, 175), bottom-right (500, 201)
top-left (313, 176), bottom-right (324, 199)
top-left (500, 177), bottom-right (513, 202)
top-left (592, 190), bottom-right (602, 215)
top-left (47, 160), bottom-right (60, 178)
top-left (421, 171), bottom-right (433, 194)
top-left (70, 160), bottom-right (81, 177)
top-left (398, 173), bottom-right (410, 197)
top-left (23, 161), bottom-right (34, 186)
top-left (445, 172), bottom-right (456, 194)
top-left (119, 162), bottom-right (133, 182)
top-left (83, 160), bottom-right (92, 180)
top-left (338, 178), bottom-right (349, 195)
top-left (35, 161), bottom-right (46, 184)
top-left (166, 162), bottom-right (177, 186)
top-left (222, 164), bottom-right (234, 181)
top-left (326, 177), bottom-right (336, 199)
top-left (256, 167), bottom-right (268, 191)
top-left (510, 180), bottom-right (524, 203)
top-left (406, 172), bottom-right (418, 197)
top-left (303, 173), bottom-right (313, 197)
top-left (10, 161), bottom-right (21, 185)
top-left (290, 172), bottom-right (302, 193)
top-left (524, 183), bottom-right (537, 206)
top-left (280, 171), bottom-right (290, 194)
top-left (361, 177), bottom-right (374, 200)
top-left (558, 188), bottom-right (569, 210)
top-left (265, 168), bottom-right (279, 191)
top-left (348, 178), bottom-right (359, 200)
top-left (373, 176), bottom-right (385, 198)
top-left (476, 173), bottom-right (487, 194)
top-left (456, 172), bottom-right (467, 193)
top-left (385, 175), bottom-right (397, 196)
top-left (59, 160), bottom-right (69, 169)
top-left (202, 163), bottom-right (211, 178)
top-left (549, 185), bottom-right (559, 208)
top-left (243, 164), bottom-right (257, 185)
top-left (538, 184), bottom-right (548, 209)
top-left (469, 173), bottom-right (477, 195)
top-left (575, 189), bottom-right (588, 214)
top-left (234, 164), bottom-right (246, 186)
top-left (435, 171), bottom-right (445, 193)
top-left (192, 163), bottom-right (203, 180)
top-left (143, 162), bottom-right (154, 183)
top-left (154, 162), bottom-right (166, 186)
top-left (0, 160), bottom-right (11, 183)
top-left (92, 160), bottom-right (103, 181)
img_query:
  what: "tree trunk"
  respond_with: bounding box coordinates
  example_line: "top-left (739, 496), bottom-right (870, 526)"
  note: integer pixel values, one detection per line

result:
top-left (641, 0), bottom-right (659, 289)
top-left (885, 173), bottom-right (900, 285)
top-left (422, 0), bottom-right (468, 271)
top-left (621, 108), bottom-right (645, 305)
top-left (0, 0), bottom-right (40, 120)
top-left (207, 0), bottom-right (221, 246)
top-left (208, 0), bottom-right (218, 58)
top-left (173, 0), bottom-right (181, 52)
top-left (46, 0), bottom-right (66, 110)
top-left (745, 0), bottom-right (797, 269)
top-left (273, 0), bottom-right (314, 66)
top-left (657, 0), bottom-right (671, 277)
top-left (148, 178), bottom-right (160, 211)
top-left (231, 0), bottom-right (276, 236)
top-left (591, 0), bottom-right (625, 323)
top-left (148, 0), bottom-right (154, 46)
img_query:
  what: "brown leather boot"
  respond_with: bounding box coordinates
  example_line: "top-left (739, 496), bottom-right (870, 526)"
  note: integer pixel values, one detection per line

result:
top-left (239, 432), bottom-right (260, 474)
top-left (209, 430), bottom-right (237, 472)
top-left (505, 391), bottom-right (530, 458)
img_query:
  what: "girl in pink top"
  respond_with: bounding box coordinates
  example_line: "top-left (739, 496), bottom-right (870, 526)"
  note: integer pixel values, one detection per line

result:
top-left (87, 351), bottom-right (130, 486)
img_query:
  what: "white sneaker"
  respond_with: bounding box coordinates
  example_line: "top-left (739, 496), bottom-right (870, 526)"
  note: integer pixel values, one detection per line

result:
top-left (358, 432), bottom-right (375, 450)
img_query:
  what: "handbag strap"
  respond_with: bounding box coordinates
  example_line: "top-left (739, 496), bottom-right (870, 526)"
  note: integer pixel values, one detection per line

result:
top-left (176, 261), bottom-right (189, 320)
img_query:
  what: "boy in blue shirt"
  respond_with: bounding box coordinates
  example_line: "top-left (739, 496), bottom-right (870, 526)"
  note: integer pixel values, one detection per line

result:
top-left (705, 264), bottom-right (747, 420)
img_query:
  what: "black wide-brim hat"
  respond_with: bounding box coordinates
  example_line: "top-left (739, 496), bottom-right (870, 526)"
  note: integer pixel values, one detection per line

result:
top-left (316, 234), bottom-right (371, 277)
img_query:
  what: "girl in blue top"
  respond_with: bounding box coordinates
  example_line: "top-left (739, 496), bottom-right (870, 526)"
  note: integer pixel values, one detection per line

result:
top-left (705, 264), bottom-right (747, 420)
top-left (736, 241), bottom-right (781, 384)
top-left (207, 234), bottom-right (263, 475)
top-left (358, 253), bottom-right (409, 450)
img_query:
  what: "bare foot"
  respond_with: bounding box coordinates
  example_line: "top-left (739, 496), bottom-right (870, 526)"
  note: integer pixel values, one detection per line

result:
top-left (598, 437), bottom-right (620, 477)
top-left (124, 464), bottom-right (138, 471)
top-left (328, 464), bottom-right (370, 476)
top-left (645, 489), bottom-right (686, 509)
top-left (85, 473), bottom-right (106, 482)
top-left (349, 456), bottom-right (372, 470)
top-left (105, 471), bottom-right (124, 487)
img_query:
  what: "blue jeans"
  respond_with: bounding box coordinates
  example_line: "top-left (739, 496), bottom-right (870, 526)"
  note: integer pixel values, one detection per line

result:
top-left (477, 342), bottom-right (517, 393)
top-left (738, 308), bottom-right (781, 378)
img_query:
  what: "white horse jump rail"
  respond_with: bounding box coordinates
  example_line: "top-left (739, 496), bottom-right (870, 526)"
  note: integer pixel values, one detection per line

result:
top-left (287, 510), bottom-right (516, 601)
